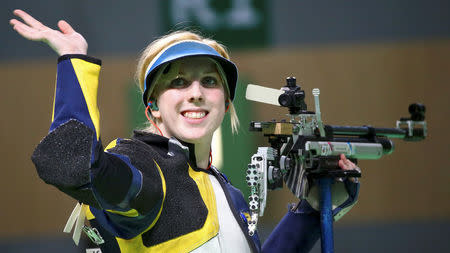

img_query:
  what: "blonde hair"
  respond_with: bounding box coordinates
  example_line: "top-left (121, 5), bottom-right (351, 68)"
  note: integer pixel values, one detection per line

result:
top-left (135, 30), bottom-right (239, 133)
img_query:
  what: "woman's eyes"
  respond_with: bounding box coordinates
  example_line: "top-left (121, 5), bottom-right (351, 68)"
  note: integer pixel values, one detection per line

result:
top-left (169, 76), bottom-right (219, 88)
top-left (169, 77), bottom-right (188, 88)
top-left (201, 76), bottom-right (219, 87)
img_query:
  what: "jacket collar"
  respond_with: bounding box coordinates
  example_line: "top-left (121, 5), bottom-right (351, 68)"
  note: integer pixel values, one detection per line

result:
top-left (132, 130), bottom-right (208, 171)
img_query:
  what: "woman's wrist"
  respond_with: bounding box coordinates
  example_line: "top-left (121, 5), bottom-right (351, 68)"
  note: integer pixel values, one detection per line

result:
top-left (57, 54), bottom-right (102, 65)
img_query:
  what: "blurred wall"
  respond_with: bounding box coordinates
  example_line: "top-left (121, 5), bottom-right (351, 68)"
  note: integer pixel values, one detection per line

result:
top-left (1, 38), bottom-right (449, 241)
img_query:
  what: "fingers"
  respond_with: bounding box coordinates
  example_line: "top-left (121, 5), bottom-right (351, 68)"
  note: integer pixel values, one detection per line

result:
top-left (12, 9), bottom-right (47, 30)
top-left (338, 154), bottom-right (360, 183)
top-left (9, 18), bottom-right (21, 26)
top-left (339, 154), bottom-right (352, 170)
top-left (340, 154), bottom-right (346, 163)
top-left (10, 9), bottom-right (49, 41)
top-left (58, 20), bottom-right (75, 35)
top-left (10, 20), bottom-right (45, 41)
top-left (10, 9), bottom-right (88, 56)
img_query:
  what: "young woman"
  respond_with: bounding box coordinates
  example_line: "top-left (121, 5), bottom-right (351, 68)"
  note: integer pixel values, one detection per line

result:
top-left (10, 9), bottom-right (360, 253)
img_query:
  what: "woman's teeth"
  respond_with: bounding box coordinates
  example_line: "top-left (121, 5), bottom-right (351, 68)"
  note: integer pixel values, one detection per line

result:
top-left (183, 111), bottom-right (206, 119)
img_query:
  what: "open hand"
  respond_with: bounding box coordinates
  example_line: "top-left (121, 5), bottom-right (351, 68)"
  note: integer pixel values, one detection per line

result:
top-left (9, 9), bottom-right (88, 56)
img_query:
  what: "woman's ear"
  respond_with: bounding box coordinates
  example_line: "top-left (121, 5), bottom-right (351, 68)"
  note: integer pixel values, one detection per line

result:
top-left (151, 109), bottom-right (161, 119)
top-left (148, 100), bottom-right (161, 118)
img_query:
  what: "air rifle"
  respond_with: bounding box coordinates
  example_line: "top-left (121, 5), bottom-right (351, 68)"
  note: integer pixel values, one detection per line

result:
top-left (244, 77), bottom-right (427, 253)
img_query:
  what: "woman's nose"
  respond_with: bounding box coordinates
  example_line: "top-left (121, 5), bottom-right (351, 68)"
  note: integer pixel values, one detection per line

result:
top-left (187, 81), bottom-right (204, 102)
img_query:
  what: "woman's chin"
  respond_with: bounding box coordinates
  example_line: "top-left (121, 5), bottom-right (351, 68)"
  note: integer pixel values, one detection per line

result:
top-left (178, 132), bottom-right (210, 144)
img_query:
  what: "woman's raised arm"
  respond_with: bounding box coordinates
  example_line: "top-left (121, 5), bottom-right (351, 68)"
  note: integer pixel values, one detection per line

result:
top-left (9, 9), bottom-right (87, 56)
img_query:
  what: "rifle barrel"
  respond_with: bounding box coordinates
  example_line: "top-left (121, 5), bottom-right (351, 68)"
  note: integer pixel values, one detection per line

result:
top-left (327, 125), bottom-right (405, 139)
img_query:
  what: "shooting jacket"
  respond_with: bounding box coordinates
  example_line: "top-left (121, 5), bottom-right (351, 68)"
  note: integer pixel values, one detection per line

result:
top-left (31, 54), bottom-right (329, 253)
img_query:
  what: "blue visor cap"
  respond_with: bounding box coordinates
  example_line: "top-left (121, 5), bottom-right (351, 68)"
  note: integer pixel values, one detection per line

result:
top-left (143, 41), bottom-right (238, 106)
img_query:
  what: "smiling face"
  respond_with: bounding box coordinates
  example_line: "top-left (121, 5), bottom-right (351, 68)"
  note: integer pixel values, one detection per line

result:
top-left (150, 57), bottom-right (226, 144)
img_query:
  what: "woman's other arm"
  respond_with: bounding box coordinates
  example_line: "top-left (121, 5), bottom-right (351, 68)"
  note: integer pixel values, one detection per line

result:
top-left (10, 10), bottom-right (143, 211)
top-left (10, 9), bottom-right (164, 238)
